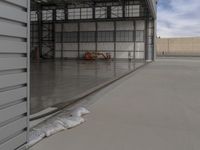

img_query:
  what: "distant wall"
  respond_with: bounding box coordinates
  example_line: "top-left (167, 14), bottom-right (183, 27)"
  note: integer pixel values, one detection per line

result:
top-left (55, 20), bottom-right (147, 60)
top-left (157, 37), bottom-right (200, 56)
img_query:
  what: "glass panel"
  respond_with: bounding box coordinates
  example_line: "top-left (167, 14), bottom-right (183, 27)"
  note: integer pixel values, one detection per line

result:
top-left (125, 5), bottom-right (140, 17)
top-left (81, 8), bottom-right (93, 19)
top-left (56, 9), bottom-right (65, 20)
top-left (111, 6), bottom-right (123, 18)
top-left (95, 7), bottom-right (107, 18)
top-left (68, 8), bottom-right (80, 20)
top-left (42, 10), bottom-right (53, 21)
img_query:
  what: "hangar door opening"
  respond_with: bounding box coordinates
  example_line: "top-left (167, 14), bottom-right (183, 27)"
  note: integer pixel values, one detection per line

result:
top-left (0, 0), bottom-right (30, 150)
top-left (0, 0), bottom-right (156, 149)
top-left (30, 0), bottom-right (155, 118)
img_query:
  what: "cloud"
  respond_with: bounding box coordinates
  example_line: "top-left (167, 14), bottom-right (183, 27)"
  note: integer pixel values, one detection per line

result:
top-left (157, 0), bottom-right (200, 37)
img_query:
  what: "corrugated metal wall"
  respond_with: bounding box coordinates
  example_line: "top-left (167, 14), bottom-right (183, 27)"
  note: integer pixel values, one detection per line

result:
top-left (0, 0), bottom-right (29, 150)
top-left (54, 20), bottom-right (145, 60)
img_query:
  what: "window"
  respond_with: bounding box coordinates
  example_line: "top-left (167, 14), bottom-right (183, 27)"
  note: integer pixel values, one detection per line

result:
top-left (63, 32), bottom-right (78, 42)
top-left (125, 5), bottom-right (140, 17)
top-left (42, 10), bottom-right (53, 21)
top-left (31, 11), bottom-right (38, 21)
top-left (68, 8), bottom-right (80, 20)
top-left (111, 6), bottom-right (123, 18)
top-left (56, 9), bottom-right (65, 20)
top-left (135, 31), bottom-right (144, 42)
top-left (80, 32), bottom-right (95, 42)
top-left (98, 31), bottom-right (114, 42)
top-left (81, 8), bottom-right (93, 19)
top-left (116, 31), bottom-right (134, 42)
top-left (95, 7), bottom-right (107, 18)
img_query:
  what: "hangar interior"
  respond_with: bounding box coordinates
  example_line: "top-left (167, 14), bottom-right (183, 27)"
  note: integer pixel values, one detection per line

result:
top-left (30, 0), bottom-right (156, 116)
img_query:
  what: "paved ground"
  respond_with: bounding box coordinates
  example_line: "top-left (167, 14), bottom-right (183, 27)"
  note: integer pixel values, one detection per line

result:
top-left (30, 58), bottom-right (200, 150)
top-left (31, 60), bottom-right (144, 114)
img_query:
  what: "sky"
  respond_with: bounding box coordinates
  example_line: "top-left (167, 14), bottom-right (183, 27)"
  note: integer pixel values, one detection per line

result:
top-left (157, 0), bottom-right (200, 38)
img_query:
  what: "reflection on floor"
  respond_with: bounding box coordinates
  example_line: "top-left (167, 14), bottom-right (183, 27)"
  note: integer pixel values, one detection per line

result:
top-left (31, 59), bottom-right (145, 114)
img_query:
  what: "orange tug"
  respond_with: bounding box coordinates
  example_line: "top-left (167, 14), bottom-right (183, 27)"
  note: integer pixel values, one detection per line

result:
top-left (84, 51), bottom-right (111, 60)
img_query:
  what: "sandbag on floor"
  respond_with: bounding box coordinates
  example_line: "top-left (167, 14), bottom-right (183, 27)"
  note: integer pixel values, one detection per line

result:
top-left (70, 107), bottom-right (90, 117)
top-left (27, 130), bottom-right (45, 148)
top-left (33, 120), bottom-right (65, 137)
top-left (27, 107), bottom-right (90, 147)
top-left (57, 116), bottom-right (85, 129)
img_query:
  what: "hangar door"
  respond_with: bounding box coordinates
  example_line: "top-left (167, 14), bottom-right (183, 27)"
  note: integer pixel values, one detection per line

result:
top-left (0, 0), bottom-right (30, 150)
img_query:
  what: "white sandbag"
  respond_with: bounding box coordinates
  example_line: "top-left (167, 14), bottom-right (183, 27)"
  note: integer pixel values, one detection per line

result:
top-left (57, 116), bottom-right (85, 129)
top-left (27, 130), bottom-right (45, 148)
top-left (71, 107), bottom-right (90, 117)
top-left (33, 121), bottom-right (65, 137)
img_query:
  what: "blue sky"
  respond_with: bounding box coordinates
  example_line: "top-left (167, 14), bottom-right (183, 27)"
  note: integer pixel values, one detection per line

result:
top-left (157, 0), bottom-right (200, 37)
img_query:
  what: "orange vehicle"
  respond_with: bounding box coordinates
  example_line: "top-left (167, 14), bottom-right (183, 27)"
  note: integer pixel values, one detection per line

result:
top-left (84, 51), bottom-right (111, 60)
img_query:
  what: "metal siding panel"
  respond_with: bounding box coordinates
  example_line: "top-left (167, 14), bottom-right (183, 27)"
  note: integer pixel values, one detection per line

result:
top-left (116, 43), bottom-right (134, 51)
top-left (0, 102), bottom-right (27, 124)
top-left (0, 58), bottom-right (27, 71)
top-left (63, 23), bottom-right (78, 32)
top-left (0, 87), bottom-right (26, 106)
top-left (55, 51), bottom-right (61, 58)
top-left (80, 43), bottom-right (96, 51)
top-left (63, 51), bottom-right (78, 58)
top-left (55, 43), bottom-right (61, 51)
top-left (0, 73), bottom-right (27, 89)
top-left (63, 43), bottom-right (78, 51)
top-left (0, 0), bottom-right (29, 149)
top-left (97, 43), bottom-right (114, 51)
top-left (135, 51), bottom-right (145, 59)
top-left (0, 2), bottom-right (27, 23)
top-left (55, 24), bottom-right (61, 32)
top-left (135, 42), bottom-right (145, 51)
top-left (116, 52), bottom-right (130, 59)
top-left (98, 22), bottom-right (114, 31)
top-left (4, 0), bottom-right (27, 8)
top-left (0, 22), bottom-right (27, 38)
top-left (116, 21), bottom-right (134, 30)
top-left (80, 22), bottom-right (96, 31)
top-left (136, 20), bottom-right (145, 30)
top-left (0, 132), bottom-right (26, 150)
top-left (0, 117), bottom-right (27, 142)
top-left (0, 41), bottom-right (26, 53)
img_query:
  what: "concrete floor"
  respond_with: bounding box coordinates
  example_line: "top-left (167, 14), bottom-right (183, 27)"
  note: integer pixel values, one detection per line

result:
top-left (30, 58), bottom-right (200, 150)
top-left (31, 60), bottom-right (144, 114)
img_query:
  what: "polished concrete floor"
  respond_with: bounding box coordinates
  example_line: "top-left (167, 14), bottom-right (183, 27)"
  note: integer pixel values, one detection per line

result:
top-left (31, 58), bottom-right (200, 150)
top-left (31, 59), bottom-right (144, 114)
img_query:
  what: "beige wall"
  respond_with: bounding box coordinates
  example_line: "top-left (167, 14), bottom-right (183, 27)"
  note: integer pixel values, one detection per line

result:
top-left (157, 37), bottom-right (200, 56)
